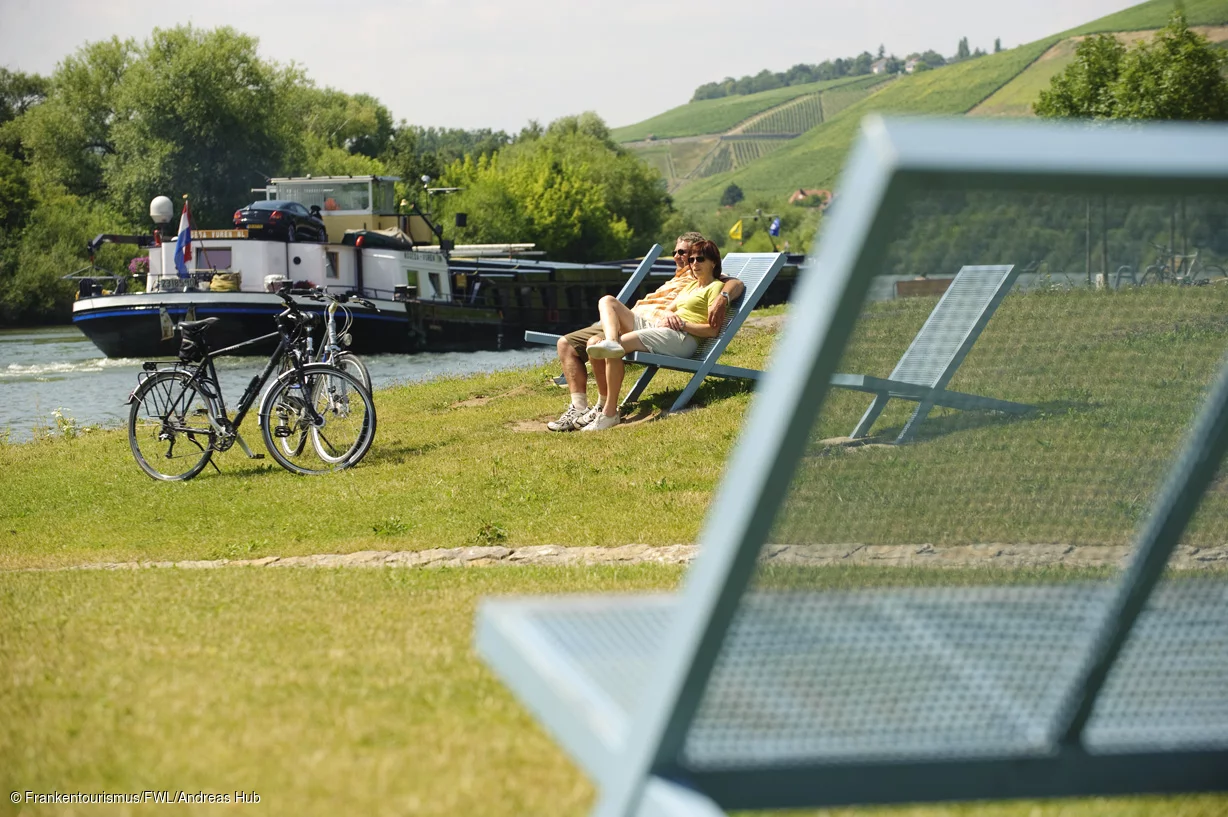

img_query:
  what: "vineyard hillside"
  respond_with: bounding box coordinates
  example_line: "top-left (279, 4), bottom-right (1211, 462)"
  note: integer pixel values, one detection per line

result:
top-left (657, 0), bottom-right (1228, 210)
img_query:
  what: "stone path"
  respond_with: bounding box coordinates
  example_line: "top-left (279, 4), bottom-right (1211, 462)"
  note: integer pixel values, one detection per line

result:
top-left (25, 542), bottom-right (1228, 572)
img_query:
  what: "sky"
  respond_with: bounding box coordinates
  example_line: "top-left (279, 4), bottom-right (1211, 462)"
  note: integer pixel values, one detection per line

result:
top-left (1, 0), bottom-right (1135, 133)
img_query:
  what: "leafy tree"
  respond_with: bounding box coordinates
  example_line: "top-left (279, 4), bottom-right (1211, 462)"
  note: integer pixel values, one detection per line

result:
top-left (1034, 13), bottom-right (1228, 121)
top-left (19, 37), bottom-right (133, 197)
top-left (994, 38), bottom-right (1002, 53)
top-left (1112, 14), bottom-right (1228, 120)
top-left (435, 113), bottom-right (668, 261)
top-left (720, 183), bottom-right (745, 207)
top-left (957, 37), bottom-right (971, 61)
top-left (103, 26), bottom-right (300, 227)
top-left (288, 86), bottom-right (394, 158)
top-left (1033, 34), bottom-right (1125, 118)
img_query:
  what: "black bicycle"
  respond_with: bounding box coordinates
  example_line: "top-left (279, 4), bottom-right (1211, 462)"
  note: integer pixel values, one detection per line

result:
top-left (126, 291), bottom-right (377, 480)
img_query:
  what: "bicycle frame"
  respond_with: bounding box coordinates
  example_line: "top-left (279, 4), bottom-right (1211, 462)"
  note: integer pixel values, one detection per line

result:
top-left (135, 305), bottom-right (320, 457)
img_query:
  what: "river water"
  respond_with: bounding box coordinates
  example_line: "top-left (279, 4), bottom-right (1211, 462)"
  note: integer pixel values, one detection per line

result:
top-left (0, 325), bottom-right (553, 442)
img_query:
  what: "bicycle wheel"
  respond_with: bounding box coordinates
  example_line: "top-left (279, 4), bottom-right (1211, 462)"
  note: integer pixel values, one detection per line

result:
top-left (334, 352), bottom-right (372, 392)
top-left (260, 364), bottom-right (376, 475)
top-left (1200, 264), bottom-right (1227, 283)
top-left (128, 370), bottom-right (216, 481)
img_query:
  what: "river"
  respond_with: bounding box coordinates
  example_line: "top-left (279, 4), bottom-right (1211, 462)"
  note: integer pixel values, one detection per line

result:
top-left (0, 326), bottom-right (553, 442)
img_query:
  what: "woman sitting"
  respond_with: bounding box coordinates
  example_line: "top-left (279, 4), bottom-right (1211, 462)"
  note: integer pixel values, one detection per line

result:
top-left (581, 239), bottom-right (727, 431)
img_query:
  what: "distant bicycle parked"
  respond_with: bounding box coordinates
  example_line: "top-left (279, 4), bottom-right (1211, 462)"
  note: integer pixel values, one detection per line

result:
top-left (1138, 243), bottom-right (1227, 286)
top-left (301, 289), bottom-right (374, 391)
top-left (126, 291), bottom-right (376, 481)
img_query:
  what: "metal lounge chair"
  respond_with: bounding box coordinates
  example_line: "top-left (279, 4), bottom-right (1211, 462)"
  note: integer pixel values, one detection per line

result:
top-left (476, 117), bottom-right (1228, 817)
top-left (526, 249), bottom-right (786, 414)
top-left (832, 263), bottom-right (1032, 444)
top-left (618, 252), bottom-right (786, 413)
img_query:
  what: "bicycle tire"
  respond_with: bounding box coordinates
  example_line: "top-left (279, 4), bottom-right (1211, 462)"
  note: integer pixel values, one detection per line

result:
top-left (334, 352), bottom-right (372, 392)
top-left (128, 370), bottom-right (216, 481)
top-left (1200, 264), bottom-right (1227, 283)
top-left (259, 364), bottom-right (376, 475)
top-left (1140, 264), bottom-right (1162, 286)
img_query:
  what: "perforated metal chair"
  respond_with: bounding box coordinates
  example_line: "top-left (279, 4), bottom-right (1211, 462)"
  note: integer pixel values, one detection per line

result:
top-left (526, 249), bottom-right (787, 413)
top-left (831, 263), bottom-right (1033, 443)
top-left (478, 117), bottom-right (1228, 817)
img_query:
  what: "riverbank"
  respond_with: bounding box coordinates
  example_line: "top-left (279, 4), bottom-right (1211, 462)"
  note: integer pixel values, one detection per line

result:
top-left (0, 325), bottom-right (553, 442)
top-left (5, 289), bottom-right (1228, 572)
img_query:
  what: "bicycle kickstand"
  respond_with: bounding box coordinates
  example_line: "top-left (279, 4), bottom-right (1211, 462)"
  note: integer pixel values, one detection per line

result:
top-left (234, 432), bottom-right (266, 460)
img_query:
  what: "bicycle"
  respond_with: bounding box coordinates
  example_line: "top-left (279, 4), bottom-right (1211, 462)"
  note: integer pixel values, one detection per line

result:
top-left (1139, 243), bottom-right (1227, 286)
top-left (268, 289), bottom-right (375, 461)
top-left (126, 291), bottom-right (377, 480)
top-left (301, 290), bottom-right (374, 391)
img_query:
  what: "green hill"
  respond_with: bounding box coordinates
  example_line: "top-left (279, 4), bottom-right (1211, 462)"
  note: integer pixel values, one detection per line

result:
top-left (621, 0), bottom-right (1228, 209)
top-left (610, 75), bottom-right (882, 143)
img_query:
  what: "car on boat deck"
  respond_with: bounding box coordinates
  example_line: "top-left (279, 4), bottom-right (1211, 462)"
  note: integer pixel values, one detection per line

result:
top-left (233, 200), bottom-right (328, 243)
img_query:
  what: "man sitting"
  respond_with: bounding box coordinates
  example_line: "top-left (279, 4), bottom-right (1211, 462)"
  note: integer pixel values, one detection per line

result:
top-left (547, 232), bottom-right (745, 431)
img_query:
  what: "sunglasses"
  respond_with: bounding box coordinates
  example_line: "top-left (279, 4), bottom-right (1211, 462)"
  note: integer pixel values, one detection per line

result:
top-left (688, 256), bottom-right (710, 264)
top-left (672, 249), bottom-right (689, 257)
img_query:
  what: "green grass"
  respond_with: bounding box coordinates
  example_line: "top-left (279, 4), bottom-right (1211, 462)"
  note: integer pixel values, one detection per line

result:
top-left (611, 76), bottom-right (878, 143)
top-left (970, 39), bottom-right (1079, 117)
top-left (1, 566), bottom-right (1224, 817)
top-left (5, 286), bottom-right (1228, 570)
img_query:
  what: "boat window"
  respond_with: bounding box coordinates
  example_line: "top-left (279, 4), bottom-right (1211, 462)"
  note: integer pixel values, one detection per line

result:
top-left (195, 248), bottom-right (232, 270)
top-left (428, 272), bottom-right (443, 298)
top-left (271, 181), bottom-right (370, 212)
top-left (325, 252), bottom-right (339, 280)
top-left (374, 181), bottom-right (397, 214)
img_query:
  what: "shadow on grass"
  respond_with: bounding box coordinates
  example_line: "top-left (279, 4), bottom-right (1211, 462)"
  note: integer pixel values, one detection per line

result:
top-left (874, 398), bottom-right (1093, 445)
top-left (627, 376), bottom-right (756, 415)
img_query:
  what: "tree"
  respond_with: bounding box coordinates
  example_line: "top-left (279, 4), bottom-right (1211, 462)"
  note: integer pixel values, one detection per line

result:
top-left (1112, 13), bottom-right (1228, 120)
top-left (957, 37), bottom-right (971, 61)
top-left (435, 113), bottom-right (668, 262)
top-left (877, 44), bottom-right (886, 59)
top-left (1034, 13), bottom-right (1228, 121)
top-left (1033, 34), bottom-right (1125, 118)
top-left (19, 37), bottom-right (133, 197)
top-left (720, 183), bottom-right (744, 208)
top-left (103, 26), bottom-right (302, 228)
top-left (994, 38), bottom-right (1002, 53)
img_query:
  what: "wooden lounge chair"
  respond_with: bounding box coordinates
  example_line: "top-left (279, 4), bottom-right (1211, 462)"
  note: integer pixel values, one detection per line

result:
top-left (832, 263), bottom-right (1032, 444)
top-left (476, 117), bottom-right (1228, 817)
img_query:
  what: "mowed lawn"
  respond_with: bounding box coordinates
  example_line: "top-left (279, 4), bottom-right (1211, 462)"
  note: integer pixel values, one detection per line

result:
top-left (3, 566), bottom-right (1225, 817)
top-left (5, 286), bottom-right (1228, 570)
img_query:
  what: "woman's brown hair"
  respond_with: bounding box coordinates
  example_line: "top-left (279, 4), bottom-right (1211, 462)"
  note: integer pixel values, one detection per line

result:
top-left (690, 239), bottom-right (722, 277)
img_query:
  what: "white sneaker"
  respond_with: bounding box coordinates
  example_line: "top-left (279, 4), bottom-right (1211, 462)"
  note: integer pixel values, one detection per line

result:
top-left (581, 412), bottom-right (619, 432)
top-left (547, 405), bottom-right (587, 432)
top-left (577, 404), bottom-right (604, 427)
top-left (587, 340), bottom-right (625, 359)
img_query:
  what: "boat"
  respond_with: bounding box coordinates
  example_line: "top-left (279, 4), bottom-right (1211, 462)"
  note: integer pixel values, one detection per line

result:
top-left (70, 175), bottom-right (802, 357)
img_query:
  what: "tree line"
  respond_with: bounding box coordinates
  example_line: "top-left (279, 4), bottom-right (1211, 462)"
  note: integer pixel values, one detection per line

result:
top-left (690, 38), bottom-right (997, 102)
top-left (0, 26), bottom-right (669, 325)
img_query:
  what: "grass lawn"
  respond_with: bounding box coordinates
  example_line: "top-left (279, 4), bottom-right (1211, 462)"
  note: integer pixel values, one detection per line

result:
top-left (2, 565), bottom-right (1224, 817)
top-left (4, 286), bottom-right (1228, 569)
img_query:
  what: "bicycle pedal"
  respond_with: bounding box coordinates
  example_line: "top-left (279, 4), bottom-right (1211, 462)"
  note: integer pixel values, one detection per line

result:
top-left (252, 453), bottom-right (265, 460)
top-left (274, 426), bottom-right (292, 438)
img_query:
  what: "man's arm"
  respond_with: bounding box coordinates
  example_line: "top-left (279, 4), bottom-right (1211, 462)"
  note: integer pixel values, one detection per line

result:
top-left (708, 277), bottom-right (745, 325)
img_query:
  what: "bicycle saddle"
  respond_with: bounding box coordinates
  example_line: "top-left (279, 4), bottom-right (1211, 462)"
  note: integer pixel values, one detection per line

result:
top-left (177, 317), bottom-right (220, 333)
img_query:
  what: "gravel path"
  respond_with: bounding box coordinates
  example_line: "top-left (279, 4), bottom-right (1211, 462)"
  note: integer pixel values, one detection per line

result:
top-left (20, 542), bottom-right (1228, 572)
